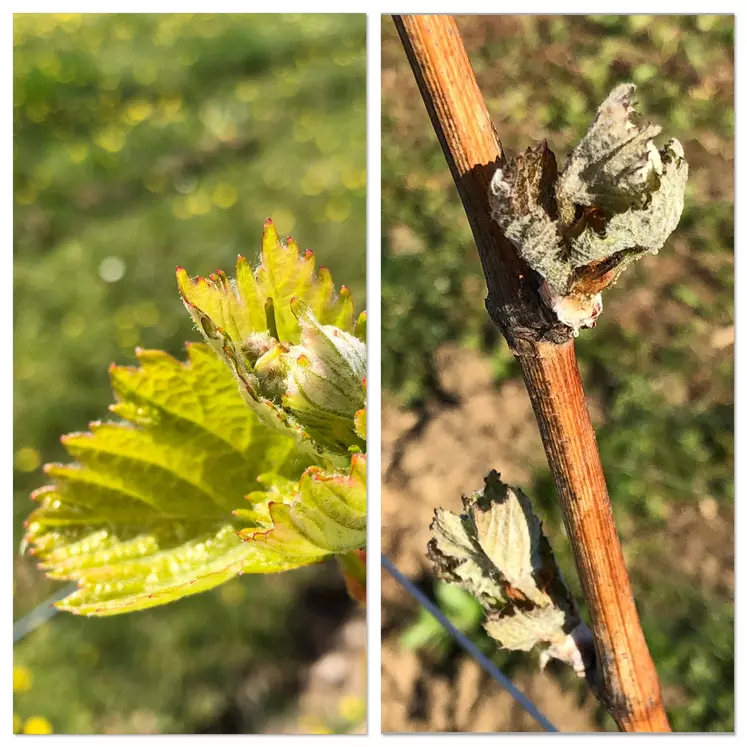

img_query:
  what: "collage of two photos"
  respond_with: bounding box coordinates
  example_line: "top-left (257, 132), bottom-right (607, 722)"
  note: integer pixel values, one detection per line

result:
top-left (13, 12), bottom-right (734, 735)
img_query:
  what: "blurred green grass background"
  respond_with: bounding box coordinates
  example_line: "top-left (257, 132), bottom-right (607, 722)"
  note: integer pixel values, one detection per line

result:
top-left (382, 15), bottom-right (733, 732)
top-left (13, 13), bottom-right (366, 734)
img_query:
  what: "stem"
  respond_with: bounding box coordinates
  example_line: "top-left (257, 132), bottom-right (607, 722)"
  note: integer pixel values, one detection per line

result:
top-left (393, 14), bottom-right (670, 732)
top-left (338, 549), bottom-right (366, 607)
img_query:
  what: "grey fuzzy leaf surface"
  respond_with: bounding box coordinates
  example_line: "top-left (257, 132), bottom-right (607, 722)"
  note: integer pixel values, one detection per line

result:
top-left (489, 83), bottom-right (688, 300)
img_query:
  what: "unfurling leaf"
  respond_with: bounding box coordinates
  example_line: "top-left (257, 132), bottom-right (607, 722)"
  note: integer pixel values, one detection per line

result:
top-left (468, 473), bottom-right (551, 607)
top-left (177, 221), bottom-right (366, 461)
top-left (237, 452), bottom-right (366, 554)
top-left (489, 83), bottom-right (688, 334)
top-left (176, 219), bottom-right (355, 347)
top-left (283, 300), bottom-right (366, 453)
top-left (427, 507), bottom-right (507, 608)
top-left (429, 471), bottom-right (590, 669)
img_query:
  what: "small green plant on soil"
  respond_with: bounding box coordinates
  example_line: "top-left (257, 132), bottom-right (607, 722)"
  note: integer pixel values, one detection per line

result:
top-left (22, 220), bottom-right (367, 616)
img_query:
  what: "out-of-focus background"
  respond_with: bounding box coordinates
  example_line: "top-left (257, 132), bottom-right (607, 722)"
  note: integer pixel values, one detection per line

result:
top-left (13, 13), bottom-right (366, 734)
top-left (382, 15), bottom-right (733, 733)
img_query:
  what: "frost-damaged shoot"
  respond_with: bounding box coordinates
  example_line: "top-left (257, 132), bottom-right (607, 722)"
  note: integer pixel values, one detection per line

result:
top-left (488, 83), bottom-right (688, 334)
top-left (429, 471), bottom-right (594, 679)
top-left (431, 84), bottom-right (687, 683)
top-left (23, 219), bottom-right (367, 615)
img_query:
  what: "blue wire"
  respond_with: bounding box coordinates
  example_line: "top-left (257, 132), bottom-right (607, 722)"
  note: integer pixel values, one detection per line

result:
top-left (381, 554), bottom-right (559, 733)
top-left (13, 584), bottom-right (77, 644)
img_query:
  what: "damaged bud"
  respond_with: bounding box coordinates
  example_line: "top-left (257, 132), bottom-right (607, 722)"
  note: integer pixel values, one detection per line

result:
top-left (428, 470), bottom-right (595, 678)
top-left (489, 83), bottom-right (688, 335)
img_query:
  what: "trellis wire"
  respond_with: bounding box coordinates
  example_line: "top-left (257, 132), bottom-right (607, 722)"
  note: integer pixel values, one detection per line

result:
top-left (381, 553), bottom-right (559, 733)
top-left (13, 583), bottom-right (77, 644)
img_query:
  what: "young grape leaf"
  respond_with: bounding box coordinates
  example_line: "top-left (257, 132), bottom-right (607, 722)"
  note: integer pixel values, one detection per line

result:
top-left (23, 344), bottom-right (365, 616)
top-left (176, 218), bottom-right (356, 347)
top-left (177, 221), bottom-right (365, 461)
top-left (237, 452), bottom-right (366, 552)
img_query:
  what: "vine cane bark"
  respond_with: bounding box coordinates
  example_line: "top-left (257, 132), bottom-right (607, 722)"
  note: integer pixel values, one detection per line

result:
top-left (393, 14), bottom-right (670, 732)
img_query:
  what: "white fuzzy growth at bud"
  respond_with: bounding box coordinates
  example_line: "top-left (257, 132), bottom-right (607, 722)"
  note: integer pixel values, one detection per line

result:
top-left (241, 332), bottom-right (276, 366)
top-left (539, 620), bottom-right (594, 678)
top-left (539, 280), bottom-right (603, 336)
